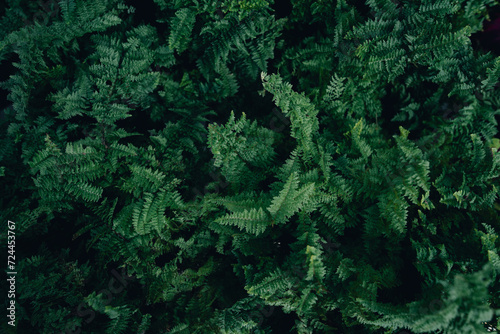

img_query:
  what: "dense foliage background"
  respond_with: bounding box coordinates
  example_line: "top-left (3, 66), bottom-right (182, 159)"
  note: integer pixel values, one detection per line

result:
top-left (1, 0), bottom-right (500, 333)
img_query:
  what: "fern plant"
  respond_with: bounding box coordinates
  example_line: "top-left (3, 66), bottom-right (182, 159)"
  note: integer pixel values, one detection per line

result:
top-left (0, 0), bottom-right (499, 333)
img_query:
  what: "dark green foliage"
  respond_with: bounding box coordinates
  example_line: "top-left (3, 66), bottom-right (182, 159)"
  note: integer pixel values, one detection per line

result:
top-left (1, 0), bottom-right (499, 333)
